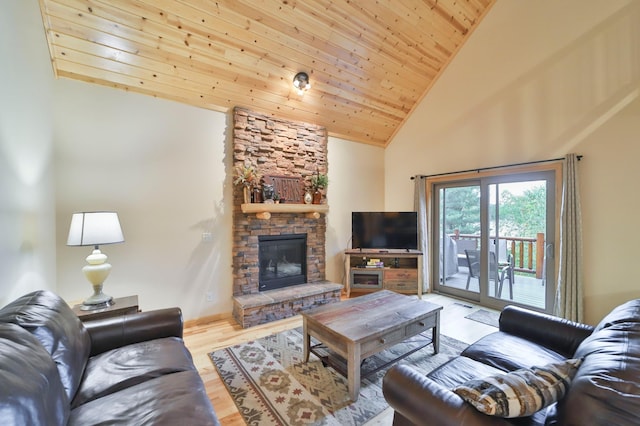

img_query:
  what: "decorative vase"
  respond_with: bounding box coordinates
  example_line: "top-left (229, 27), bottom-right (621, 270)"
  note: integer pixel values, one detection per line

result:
top-left (304, 191), bottom-right (313, 204)
top-left (252, 187), bottom-right (262, 203)
top-left (242, 186), bottom-right (251, 204)
top-left (312, 190), bottom-right (322, 204)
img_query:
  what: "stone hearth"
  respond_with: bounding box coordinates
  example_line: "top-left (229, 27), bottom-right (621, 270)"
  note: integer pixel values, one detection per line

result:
top-left (231, 108), bottom-right (342, 328)
top-left (233, 282), bottom-right (342, 328)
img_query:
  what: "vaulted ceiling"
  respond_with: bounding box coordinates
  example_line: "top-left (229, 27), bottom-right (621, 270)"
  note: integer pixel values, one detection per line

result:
top-left (38, 0), bottom-right (494, 147)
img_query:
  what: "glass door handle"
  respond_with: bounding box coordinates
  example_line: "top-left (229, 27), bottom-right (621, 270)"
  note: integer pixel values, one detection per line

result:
top-left (546, 243), bottom-right (554, 260)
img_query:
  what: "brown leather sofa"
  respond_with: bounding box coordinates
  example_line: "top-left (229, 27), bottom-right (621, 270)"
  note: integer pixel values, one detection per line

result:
top-left (383, 300), bottom-right (640, 426)
top-left (0, 290), bottom-right (219, 425)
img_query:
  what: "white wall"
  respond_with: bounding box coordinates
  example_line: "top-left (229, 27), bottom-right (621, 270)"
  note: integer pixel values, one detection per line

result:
top-left (578, 99), bottom-right (640, 323)
top-left (0, 0), bottom-right (57, 306)
top-left (385, 0), bottom-right (640, 324)
top-left (326, 137), bottom-right (385, 285)
top-left (52, 79), bottom-right (386, 321)
top-left (54, 79), bottom-right (233, 320)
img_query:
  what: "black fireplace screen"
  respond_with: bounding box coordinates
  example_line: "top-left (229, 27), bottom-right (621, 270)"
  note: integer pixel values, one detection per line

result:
top-left (258, 234), bottom-right (307, 291)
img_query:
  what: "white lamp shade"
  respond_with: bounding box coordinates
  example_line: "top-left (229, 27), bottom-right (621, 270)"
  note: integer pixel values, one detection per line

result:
top-left (67, 212), bottom-right (124, 246)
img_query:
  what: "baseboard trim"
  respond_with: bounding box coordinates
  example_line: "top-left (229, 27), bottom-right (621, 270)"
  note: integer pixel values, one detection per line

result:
top-left (184, 311), bottom-right (233, 328)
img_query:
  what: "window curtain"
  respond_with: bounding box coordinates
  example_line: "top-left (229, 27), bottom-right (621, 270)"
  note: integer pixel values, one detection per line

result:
top-left (554, 154), bottom-right (583, 322)
top-left (414, 176), bottom-right (429, 293)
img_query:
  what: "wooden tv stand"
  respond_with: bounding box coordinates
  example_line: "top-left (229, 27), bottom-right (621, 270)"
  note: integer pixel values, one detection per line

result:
top-left (344, 249), bottom-right (423, 298)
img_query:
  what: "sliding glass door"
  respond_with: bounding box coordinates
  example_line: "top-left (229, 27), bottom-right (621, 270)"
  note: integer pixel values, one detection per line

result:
top-left (432, 171), bottom-right (556, 313)
top-left (435, 182), bottom-right (481, 300)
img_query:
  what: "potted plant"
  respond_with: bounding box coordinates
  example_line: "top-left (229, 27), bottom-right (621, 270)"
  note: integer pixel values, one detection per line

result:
top-left (309, 173), bottom-right (328, 204)
top-left (234, 162), bottom-right (259, 203)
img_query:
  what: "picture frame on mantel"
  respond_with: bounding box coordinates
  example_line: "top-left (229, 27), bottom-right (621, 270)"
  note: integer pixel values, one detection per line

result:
top-left (262, 175), bottom-right (304, 204)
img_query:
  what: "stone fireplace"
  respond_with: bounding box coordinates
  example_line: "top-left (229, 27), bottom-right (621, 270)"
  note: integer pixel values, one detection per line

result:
top-left (231, 108), bottom-right (342, 328)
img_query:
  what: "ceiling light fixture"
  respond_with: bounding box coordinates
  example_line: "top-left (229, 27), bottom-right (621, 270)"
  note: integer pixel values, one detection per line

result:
top-left (293, 72), bottom-right (311, 95)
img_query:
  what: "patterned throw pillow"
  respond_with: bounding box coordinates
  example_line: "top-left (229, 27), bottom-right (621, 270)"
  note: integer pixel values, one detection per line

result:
top-left (452, 358), bottom-right (582, 418)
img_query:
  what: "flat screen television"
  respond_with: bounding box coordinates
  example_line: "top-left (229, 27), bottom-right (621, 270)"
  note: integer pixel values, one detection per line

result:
top-left (352, 212), bottom-right (418, 250)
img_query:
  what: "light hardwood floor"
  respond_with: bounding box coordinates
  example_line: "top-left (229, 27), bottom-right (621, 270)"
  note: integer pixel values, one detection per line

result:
top-left (182, 293), bottom-right (498, 425)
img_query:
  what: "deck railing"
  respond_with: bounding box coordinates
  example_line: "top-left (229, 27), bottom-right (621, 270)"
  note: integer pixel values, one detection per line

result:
top-left (451, 231), bottom-right (545, 278)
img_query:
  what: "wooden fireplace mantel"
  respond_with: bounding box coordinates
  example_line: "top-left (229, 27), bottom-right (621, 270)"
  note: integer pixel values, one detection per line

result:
top-left (241, 203), bottom-right (329, 220)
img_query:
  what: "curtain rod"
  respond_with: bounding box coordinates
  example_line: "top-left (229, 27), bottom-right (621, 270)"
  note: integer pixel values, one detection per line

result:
top-left (410, 155), bottom-right (582, 180)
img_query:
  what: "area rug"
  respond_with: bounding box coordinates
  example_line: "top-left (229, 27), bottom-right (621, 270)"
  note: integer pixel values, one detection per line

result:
top-left (465, 309), bottom-right (500, 328)
top-left (209, 327), bottom-right (467, 426)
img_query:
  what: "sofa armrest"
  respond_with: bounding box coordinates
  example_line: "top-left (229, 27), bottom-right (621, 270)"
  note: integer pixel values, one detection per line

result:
top-left (382, 364), bottom-right (511, 426)
top-left (83, 308), bottom-right (184, 356)
top-left (499, 305), bottom-right (594, 357)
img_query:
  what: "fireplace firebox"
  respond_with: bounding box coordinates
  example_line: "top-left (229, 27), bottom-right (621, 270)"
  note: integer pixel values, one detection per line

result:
top-left (258, 234), bottom-right (307, 291)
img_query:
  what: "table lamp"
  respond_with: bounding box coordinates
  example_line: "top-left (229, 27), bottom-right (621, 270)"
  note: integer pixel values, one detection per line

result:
top-left (67, 211), bottom-right (124, 310)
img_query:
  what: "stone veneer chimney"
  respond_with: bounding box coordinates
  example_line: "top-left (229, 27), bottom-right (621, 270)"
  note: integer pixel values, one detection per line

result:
top-left (231, 107), bottom-right (341, 327)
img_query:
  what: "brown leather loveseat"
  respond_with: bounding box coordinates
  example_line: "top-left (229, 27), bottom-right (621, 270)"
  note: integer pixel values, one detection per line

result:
top-left (0, 290), bottom-right (220, 425)
top-left (383, 300), bottom-right (640, 425)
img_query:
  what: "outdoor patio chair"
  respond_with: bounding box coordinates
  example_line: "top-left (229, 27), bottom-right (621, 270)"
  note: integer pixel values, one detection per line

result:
top-left (464, 250), bottom-right (514, 299)
top-left (464, 249), bottom-right (481, 289)
top-left (497, 253), bottom-right (515, 299)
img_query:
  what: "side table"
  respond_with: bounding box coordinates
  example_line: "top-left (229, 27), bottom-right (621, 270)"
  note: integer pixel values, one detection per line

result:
top-left (72, 295), bottom-right (139, 322)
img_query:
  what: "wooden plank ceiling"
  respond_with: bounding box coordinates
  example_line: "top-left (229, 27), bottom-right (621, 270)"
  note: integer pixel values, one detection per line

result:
top-left (38, 0), bottom-right (494, 147)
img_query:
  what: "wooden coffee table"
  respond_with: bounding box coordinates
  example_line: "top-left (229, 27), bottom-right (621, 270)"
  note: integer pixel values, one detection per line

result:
top-left (302, 290), bottom-right (442, 401)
